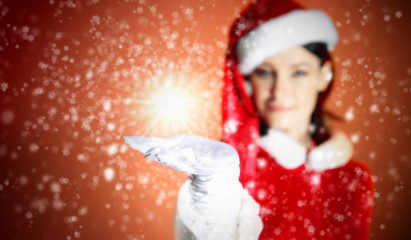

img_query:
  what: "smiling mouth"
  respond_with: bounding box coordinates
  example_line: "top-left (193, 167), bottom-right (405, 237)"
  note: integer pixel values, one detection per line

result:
top-left (267, 105), bottom-right (292, 111)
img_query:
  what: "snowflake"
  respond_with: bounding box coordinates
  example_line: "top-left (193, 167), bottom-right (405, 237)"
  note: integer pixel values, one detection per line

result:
top-left (149, 5), bottom-right (157, 14)
top-left (104, 168), bottom-right (115, 182)
top-left (257, 158), bottom-right (267, 169)
top-left (310, 174), bottom-right (321, 186)
top-left (351, 133), bottom-right (360, 143)
top-left (25, 211), bottom-right (33, 219)
top-left (26, 35), bottom-right (35, 42)
top-left (395, 11), bottom-right (402, 19)
top-left (369, 104), bottom-right (379, 113)
top-left (224, 119), bottom-right (239, 134)
top-left (33, 87), bottom-right (44, 95)
top-left (333, 213), bottom-right (345, 222)
top-left (307, 225), bottom-right (315, 234)
top-left (22, 26), bottom-right (30, 33)
top-left (383, 14), bottom-right (390, 22)
top-left (78, 206), bottom-right (88, 216)
top-left (1, 82), bottom-right (8, 92)
top-left (38, 61), bottom-right (49, 70)
top-left (107, 144), bottom-right (118, 155)
top-left (345, 107), bottom-right (354, 121)
top-left (125, 182), bottom-right (133, 190)
top-left (257, 189), bottom-right (266, 200)
top-left (122, 215), bottom-right (130, 223)
top-left (123, 202), bottom-right (130, 210)
top-left (74, 231), bottom-right (81, 238)
top-left (62, 148), bottom-right (70, 156)
top-left (48, 91), bottom-right (56, 99)
top-left (392, 108), bottom-right (401, 115)
top-left (144, 38), bottom-right (152, 45)
top-left (237, 22), bottom-right (246, 31)
top-left (184, 8), bottom-right (193, 16)
top-left (59, 177), bottom-right (69, 184)
top-left (65, 216), bottom-right (78, 223)
top-left (297, 200), bottom-right (306, 207)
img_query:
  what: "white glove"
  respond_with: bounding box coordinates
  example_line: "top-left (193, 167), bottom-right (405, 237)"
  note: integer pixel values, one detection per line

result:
top-left (123, 135), bottom-right (245, 239)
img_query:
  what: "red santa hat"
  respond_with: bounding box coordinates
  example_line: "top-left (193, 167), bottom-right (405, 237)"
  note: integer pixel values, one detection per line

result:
top-left (222, 0), bottom-right (338, 192)
top-left (237, 9), bottom-right (338, 75)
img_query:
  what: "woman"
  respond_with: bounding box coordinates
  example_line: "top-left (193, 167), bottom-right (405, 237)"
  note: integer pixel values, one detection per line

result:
top-left (124, 0), bottom-right (374, 239)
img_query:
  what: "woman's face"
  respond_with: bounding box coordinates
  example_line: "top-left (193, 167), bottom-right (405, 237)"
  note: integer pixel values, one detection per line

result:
top-left (250, 46), bottom-right (331, 141)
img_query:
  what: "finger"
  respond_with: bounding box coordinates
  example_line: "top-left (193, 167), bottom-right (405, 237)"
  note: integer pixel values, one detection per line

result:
top-left (143, 146), bottom-right (164, 162)
top-left (142, 145), bottom-right (199, 173)
top-left (123, 136), bottom-right (165, 154)
top-left (166, 136), bottom-right (239, 172)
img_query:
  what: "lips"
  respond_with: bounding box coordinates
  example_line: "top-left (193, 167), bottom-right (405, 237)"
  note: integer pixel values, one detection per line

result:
top-left (267, 104), bottom-right (292, 111)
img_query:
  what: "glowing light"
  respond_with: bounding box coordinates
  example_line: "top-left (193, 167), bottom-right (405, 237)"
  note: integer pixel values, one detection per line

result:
top-left (130, 66), bottom-right (219, 137)
top-left (148, 78), bottom-right (195, 123)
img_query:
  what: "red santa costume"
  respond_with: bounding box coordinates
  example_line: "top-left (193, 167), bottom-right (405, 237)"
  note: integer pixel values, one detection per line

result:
top-left (175, 0), bottom-right (374, 239)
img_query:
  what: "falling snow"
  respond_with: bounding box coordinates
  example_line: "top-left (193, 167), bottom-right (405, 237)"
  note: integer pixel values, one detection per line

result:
top-left (383, 14), bottom-right (390, 22)
top-left (0, 0), bottom-right (410, 239)
top-left (395, 11), bottom-right (402, 19)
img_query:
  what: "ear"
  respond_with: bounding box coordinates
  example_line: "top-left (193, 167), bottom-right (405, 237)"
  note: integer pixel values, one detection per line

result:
top-left (317, 62), bottom-right (333, 92)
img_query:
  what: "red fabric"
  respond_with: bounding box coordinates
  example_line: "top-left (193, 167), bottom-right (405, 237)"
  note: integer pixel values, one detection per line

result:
top-left (221, 0), bottom-right (374, 239)
top-left (222, 0), bottom-right (304, 191)
top-left (250, 148), bottom-right (374, 239)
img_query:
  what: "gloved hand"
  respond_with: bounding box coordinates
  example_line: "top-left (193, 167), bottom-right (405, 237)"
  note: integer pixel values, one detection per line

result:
top-left (123, 135), bottom-right (245, 239)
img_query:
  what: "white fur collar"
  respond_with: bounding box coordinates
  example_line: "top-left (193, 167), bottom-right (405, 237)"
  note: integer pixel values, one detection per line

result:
top-left (257, 129), bottom-right (353, 171)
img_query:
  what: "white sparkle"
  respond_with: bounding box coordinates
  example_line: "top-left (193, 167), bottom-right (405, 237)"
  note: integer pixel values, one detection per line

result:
top-left (370, 104), bottom-right (379, 113)
top-left (345, 107), bottom-right (354, 121)
top-left (133, 68), bottom-right (213, 136)
top-left (351, 133), bottom-right (360, 143)
top-left (107, 144), bottom-right (118, 155)
top-left (104, 167), bottom-right (115, 182)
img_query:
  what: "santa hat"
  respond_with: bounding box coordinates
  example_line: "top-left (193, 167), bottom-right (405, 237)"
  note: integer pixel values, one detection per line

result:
top-left (237, 8), bottom-right (338, 75)
top-left (222, 0), bottom-right (338, 193)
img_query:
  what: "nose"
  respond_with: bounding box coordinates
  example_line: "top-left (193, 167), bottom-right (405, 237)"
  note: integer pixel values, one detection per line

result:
top-left (270, 74), bottom-right (289, 100)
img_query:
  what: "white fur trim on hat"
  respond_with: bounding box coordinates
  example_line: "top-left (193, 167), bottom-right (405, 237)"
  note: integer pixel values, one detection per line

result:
top-left (236, 9), bottom-right (338, 75)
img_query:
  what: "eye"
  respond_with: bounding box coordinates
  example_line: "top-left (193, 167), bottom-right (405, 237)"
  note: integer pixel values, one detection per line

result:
top-left (292, 70), bottom-right (307, 78)
top-left (253, 68), bottom-right (274, 78)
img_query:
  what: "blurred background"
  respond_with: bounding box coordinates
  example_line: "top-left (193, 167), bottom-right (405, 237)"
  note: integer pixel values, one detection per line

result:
top-left (0, 0), bottom-right (410, 239)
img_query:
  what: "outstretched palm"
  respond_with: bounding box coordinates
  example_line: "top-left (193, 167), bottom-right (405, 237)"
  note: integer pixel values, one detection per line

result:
top-left (123, 135), bottom-right (239, 175)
